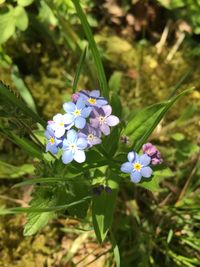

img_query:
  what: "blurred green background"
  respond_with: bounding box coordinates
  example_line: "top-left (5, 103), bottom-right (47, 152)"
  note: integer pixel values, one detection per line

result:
top-left (0, 0), bottom-right (199, 266)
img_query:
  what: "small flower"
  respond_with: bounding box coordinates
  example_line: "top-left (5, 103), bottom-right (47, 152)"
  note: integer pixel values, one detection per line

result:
top-left (120, 151), bottom-right (153, 183)
top-left (90, 105), bottom-right (119, 135)
top-left (142, 143), bottom-right (163, 165)
top-left (79, 90), bottom-right (108, 107)
top-left (45, 126), bottom-right (62, 154)
top-left (49, 113), bottom-right (71, 138)
top-left (92, 185), bottom-right (104, 196)
top-left (78, 124), bottom-right (102, 147)
top-left (62, 129), bottom-right (88, 164)
top-left (63, 98), bottom-right (92, 129)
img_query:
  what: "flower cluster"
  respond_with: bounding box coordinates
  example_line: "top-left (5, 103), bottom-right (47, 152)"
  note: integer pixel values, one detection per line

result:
top-left (45, 90), bottom-right (120, 164)
top-left (120, 143), bottom-right (162, 183)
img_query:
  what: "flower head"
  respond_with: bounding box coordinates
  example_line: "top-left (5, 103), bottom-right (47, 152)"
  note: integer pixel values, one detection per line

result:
top-left (78, 124), bottom-right (102, 147)
top-left (49, 113), bottom-right (71, 138)
top-left (63, 98), bottom-right (92, 129)
top-left (90, 105), bottom-right (119, 135)
top-left (79, 90), bottom-right (108, 107)
top-left (45, 125), bottom-right (62, 154)
top-left (142, 143), bottom-right (163, 165)
top-left (120, 151), bottom-right (152, 183)
top-left (62, 129), bottom-right (88, 164)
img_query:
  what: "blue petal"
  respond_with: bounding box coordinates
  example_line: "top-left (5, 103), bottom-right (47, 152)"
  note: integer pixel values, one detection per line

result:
top-left (45, 130), bottom-right (51, 139)
top-left (76, 97), bottom-right (85, 109)
top-left (62, 150), bottom-right (74, 164)
top-left (63, 113), bottom-right (75, 124)
top-left (130, 171), bottom-right (142, 183)
top-left (75, 117), bottom-right (86, 129)
top-left (120, 162), bottom-right (132, 173)
top-left (96, 99), bottom-right (108, 107)
top-left (90, 90), bottom-right (100, 98)
top-left (55, 127), bottom-right (65, 138)
top-left (62, 139), bottom-right (69, 149)
top-left (74, 150), bottom-right (86, 163)
top-left (63, 102), bottom-right (76, 112)
top-left (67, 129), bottom-right (78, 143)
top-left (81, 107), bottom-right (92, 118)
top-left (141, 167), bottom-right (152, 178)
top-left (128, 152), bottom-right (135, 162)
top-left (46, 143), bottom-right (58, 154)
top-left (140, 154), bottom-right (151, 166)
top-left (77, 138), bottom-right (88, 149)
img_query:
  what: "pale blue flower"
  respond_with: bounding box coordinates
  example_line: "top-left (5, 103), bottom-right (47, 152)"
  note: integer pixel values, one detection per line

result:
top-left (121, 151), bottom-right (152, 183)
top-left (62, 129), bottom-right (88, 164)
top-left (63, 98), bottom-right (92, 129)
top-left (45, 125), bottom-right (62, 154)
top-left (49, 113), bottom-right (71, 138)
top-left (78, 124), bottom-right (102, 147)
top-left (90, 105), bottom-right (119, 135)
top-left (79, 90), bottom-right (108, 107)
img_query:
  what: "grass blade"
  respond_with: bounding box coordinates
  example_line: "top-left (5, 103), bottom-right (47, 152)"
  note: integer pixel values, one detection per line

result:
top-left (72, 45), bottom-right (87, 93)
top-left (72, 0), bottom-right (109, 98)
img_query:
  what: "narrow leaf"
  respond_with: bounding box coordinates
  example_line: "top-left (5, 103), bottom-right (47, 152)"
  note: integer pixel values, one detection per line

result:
top-left (123, 88), bottom-right (193, 151)
top-left (72, 0), bottom-right (109, 98)
top-left (0, 81), bottom-right (45, 126)
top-left (72, 45), bottom-right (87, 93)
top-left (92, 172), bottom-right (119, 243)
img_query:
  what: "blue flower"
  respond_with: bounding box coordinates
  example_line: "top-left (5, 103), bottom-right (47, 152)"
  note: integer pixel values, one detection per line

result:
top-left (63, 98), bottom-right (92, 129)
top-left (45, 126), bottom-right (62, 154)
top-left (49, 113), bottom-right (71, 138)
top-left (62, 129), bottom-right (88, 164)
top-left (79, 90), bottom-right (108, 107)
top-left (78, 124), bottom-right (102, 147)
top-left (120, 151), bottom-right (152, 183)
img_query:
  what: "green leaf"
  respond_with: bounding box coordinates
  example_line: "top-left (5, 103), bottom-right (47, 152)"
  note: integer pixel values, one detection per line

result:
top-left (0, 196), bottom-right (92, 215)
top-left (14, 6), bottom-right (28, 31)
top-left (64, 181), bottom-right (91, 218)
top-left (0, 8), bottom-right (15, 44)
top-left (111, 92), bottom-right (122, 118)
top-left (102, 127), bottom-right (120, 157)
top-left (23, 188), bottom-right (56, 236)
top-left (92, 172), bottom-right (119, 243)
top-left (0, 124), bottom-right (43, 159)
top-left (109, 71), bottom-right (123, 93)
top-left (0, 161), bottom-right (34, 179)
top-left (72, 0), bottom-right (109, 98)
top-left (139, 166), bottom-right (174, 192)
top-left (72, 45), bottom-right (87, 93)
top-left (110, 231), bottom-right (120, 267)
top-left (17, 0), bottom-right (34, 7)
top-left (0, 81), bottom-right (45, 126)
top-left (11, 65), bottom-right (37, 112)
top-left (123, 88), bottom-right (193, 151)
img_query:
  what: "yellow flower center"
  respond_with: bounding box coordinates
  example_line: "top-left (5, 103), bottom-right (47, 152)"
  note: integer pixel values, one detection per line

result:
top-left (133, 163), bottom-right (141, 171)
top-left (99, 116), bottom-right (105, 124)
top-left (88, 98), bottom-right (96, 105)
top-left (87, 134), bottom-right (94, 141)
top-left (50, 137), bottom-right (55, 145)
top-left (73, 109), bottom-right (81, 116)
top-left (69, 143), bottom-right (76, 151)
top-left (59, 122), bottom-right (64, 126)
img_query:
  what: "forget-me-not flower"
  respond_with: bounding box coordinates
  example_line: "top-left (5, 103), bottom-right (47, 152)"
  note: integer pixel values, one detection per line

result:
top-left (121, 151), bottom-right (153, 183)
top-left (63, 98), bottom-right (92, 129)
top-left (90, 105), bottom-right (119, 135)
top-left (79, 90), bottom-right (108, 107)
top-left (142, 143), bottom-right (163, 165)
top-left (78, 124), bottom-right (102, 147)
top-left (62, 129), bottom-right (88, 164)
top-left (45, 125), bottom-right (62, 154)
top-left (49, 113), bottom-right (71, 138)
